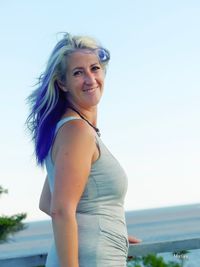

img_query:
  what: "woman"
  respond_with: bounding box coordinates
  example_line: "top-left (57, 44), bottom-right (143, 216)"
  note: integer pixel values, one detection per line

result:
top-left (27, 33), bottom-right (140, 267)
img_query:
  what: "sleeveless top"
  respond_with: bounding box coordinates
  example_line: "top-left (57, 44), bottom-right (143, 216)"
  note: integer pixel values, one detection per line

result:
top-left (45, 117), bottom-right (129, 266)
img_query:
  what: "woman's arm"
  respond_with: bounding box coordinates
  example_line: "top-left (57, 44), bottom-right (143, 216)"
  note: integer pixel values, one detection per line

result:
top-left (50, 120), bottom-right (96, 267)
top-left (39, 176), bottom-right (51, 216)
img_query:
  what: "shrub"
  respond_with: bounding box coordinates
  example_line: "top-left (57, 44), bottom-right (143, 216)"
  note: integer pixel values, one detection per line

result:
top-left (0, 186), bottom-right (27, 242)
top-left (127, 253), bottom-right (181, 267)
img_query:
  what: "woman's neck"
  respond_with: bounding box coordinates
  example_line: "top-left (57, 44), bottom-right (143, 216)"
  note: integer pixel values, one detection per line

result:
top-left (66, 105), bottom-right (100, 136)
top-left (66, 102), bottom-right (98, 126)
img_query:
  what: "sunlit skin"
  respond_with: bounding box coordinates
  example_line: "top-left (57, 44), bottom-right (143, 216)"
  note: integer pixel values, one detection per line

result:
top-left (59, 51), bottom-right (105, 126)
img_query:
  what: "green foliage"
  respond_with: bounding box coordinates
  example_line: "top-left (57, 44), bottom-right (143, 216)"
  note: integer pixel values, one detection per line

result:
top-left (0, 185), bottom-right (27, 242)
top-left (0, 213), bottom-right (27, 242)
top-left (127, 254), bottom-right (181, 267)
top-left (0, 186), bottom-right (8, 195)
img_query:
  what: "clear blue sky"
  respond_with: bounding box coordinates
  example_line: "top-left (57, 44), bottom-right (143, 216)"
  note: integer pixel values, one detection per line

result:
top-left (0, 0), bottom-right (199, 221)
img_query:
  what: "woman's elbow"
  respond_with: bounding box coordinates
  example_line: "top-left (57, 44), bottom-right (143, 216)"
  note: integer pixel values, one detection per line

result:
top-left (50, 205), bottom-right (76, 220)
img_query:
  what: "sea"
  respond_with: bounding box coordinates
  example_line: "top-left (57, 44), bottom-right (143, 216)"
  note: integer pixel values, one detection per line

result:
top-left (0, 203), bottom-right (199, 266)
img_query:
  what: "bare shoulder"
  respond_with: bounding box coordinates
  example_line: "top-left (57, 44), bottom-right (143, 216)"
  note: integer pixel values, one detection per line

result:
top-left (57, 119), bottom-right (95, 144)
top-left (52, 119), bottom-right (95, 161)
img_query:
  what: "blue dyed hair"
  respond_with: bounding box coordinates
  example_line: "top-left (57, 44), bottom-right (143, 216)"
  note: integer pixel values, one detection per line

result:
top-left (26, 33), bottom-right (110, 165)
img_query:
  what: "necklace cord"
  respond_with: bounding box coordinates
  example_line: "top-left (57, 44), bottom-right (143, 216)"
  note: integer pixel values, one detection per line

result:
top-left (68, 106), bottom-right (101, 137)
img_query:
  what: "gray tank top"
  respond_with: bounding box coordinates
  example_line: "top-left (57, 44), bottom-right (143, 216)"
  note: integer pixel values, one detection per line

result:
top-left (45, 116), bottom-right (128, 238)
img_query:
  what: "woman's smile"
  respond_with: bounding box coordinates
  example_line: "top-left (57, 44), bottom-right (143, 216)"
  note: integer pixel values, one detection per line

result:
top-left (83, 87), bottom-right (97, 93)
top-left (64, 51), bottom-right (105, 108)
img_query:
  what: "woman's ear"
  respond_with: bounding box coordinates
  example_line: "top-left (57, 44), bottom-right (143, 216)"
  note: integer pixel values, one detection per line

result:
top-left (57, 80), bottom-right (68, 92)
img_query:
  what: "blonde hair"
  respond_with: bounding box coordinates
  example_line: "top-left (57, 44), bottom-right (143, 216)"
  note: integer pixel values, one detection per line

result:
top-left (26, 32), bottom-right (110, 165)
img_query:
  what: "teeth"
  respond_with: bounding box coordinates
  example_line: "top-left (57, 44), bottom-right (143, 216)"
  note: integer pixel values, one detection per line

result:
top-left (84, 88), bottom-right (95, 92)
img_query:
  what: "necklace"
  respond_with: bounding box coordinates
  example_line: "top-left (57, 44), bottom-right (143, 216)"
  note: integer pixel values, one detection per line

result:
top-left (68, 106), bottom-right (101, 137)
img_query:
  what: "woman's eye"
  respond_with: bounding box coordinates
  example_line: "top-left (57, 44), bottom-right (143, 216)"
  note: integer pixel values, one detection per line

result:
top-left (92, 66), bottom-right (100, 71)
top-left (73, 70), bottom-right (82, 76)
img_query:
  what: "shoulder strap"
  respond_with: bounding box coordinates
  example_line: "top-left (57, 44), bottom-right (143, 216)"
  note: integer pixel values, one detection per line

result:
top-left (55, 116), bottom-right (82, 134)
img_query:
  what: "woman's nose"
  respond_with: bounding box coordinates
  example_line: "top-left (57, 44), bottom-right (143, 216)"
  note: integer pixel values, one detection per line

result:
top-left (84, 72), bottom-right (95, 85)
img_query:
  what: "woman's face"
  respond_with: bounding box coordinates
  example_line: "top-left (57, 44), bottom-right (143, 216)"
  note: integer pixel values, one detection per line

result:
top-left (63, 50), bottom-right (105, 109)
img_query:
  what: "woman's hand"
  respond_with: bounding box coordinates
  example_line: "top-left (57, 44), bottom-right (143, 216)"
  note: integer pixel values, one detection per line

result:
top-left (127, 235), bottom-right (142, 260)
top-left (128, 235), bottom-right (142, 244)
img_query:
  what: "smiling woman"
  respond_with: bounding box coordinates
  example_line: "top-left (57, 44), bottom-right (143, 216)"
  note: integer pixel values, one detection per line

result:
top-left (59, 51), bottom-right (105, 111)
top-left (26, 33), bottom-right (140, 267)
